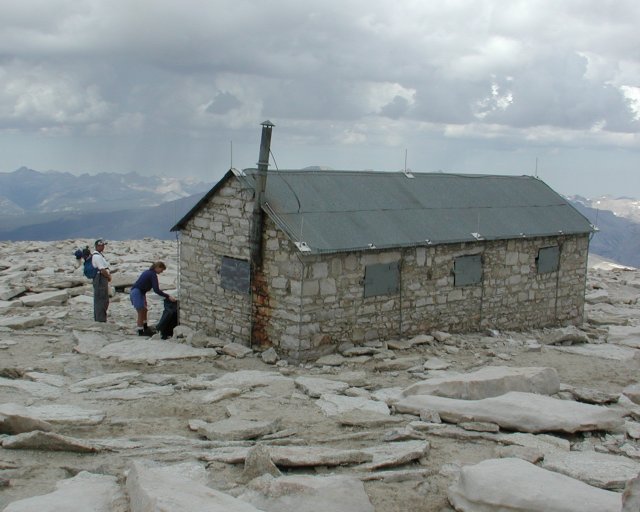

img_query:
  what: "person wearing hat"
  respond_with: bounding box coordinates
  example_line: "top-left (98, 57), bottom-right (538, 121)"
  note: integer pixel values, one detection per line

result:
top-left (92, 239), bottom-right (111, 322)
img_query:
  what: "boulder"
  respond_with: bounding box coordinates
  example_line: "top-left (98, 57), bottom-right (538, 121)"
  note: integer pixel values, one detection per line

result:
top-left (20, 290), bottom-right (68, 307)
top-left (448, 458), bottom-right (621, 512)
top-left (402, 366), bottom-right (560, 400)
top-left (623, 473), bottom-right (640, 512)
top-left (2, 430), bottom-right (101, 452)
top-left (242, 445), bottom-right (282, 482)
top-left (240, 474), bottom-right (374, 512)
top-left (394, 391), bottom-right (623, 433)
top-left (2, 471), bottom-right (122, 512)
top-left (316, 394), bottom-right (390, 417)
top-left (542, 450), bottom-right (640, 490)
top-left (0, 314), bottom-right (46, 329)
top-left (197, 417), bottom-right (281, 441)
top-left (127, 460), bottom-right (263, 512)
top-left (295, 376), bottom-right (349, 398)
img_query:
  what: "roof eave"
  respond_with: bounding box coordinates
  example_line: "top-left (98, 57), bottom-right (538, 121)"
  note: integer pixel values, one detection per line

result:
top-left (286, 229), bottom-right (594, 256)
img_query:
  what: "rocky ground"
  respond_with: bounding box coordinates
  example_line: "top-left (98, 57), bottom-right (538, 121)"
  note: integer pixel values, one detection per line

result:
top-left (0, 239), bottom-right (639, 511)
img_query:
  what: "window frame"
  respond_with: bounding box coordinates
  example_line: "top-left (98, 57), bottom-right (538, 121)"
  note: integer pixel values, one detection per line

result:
top-left (536, 246), bottom-right (560, 274)
top-left (453, 254), bottom-right (483, 287)
top-left (363, 261), bottom-right (400, 298)
top-left (220, 256), bottom-right (251, 294)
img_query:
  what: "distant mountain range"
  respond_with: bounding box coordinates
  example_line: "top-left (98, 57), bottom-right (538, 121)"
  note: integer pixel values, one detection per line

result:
top-left (0, 194), bottom-right (207, 241)
top-left (568, 195), bottom-right (640, 268)
top-left (0, 167), bottom-right (211, 214)
top-left (0, 167), bottom-right (212, 241)
top-left (0, 168), bottom-right (638, 268)
top-left (570, 195), bottom-right (640, 223)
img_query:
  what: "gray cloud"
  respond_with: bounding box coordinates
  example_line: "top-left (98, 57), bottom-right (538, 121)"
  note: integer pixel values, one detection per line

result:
top-left (206, 92), bottom-right (242, 115)
top-left (380, 96), bottom-right (411, 119)
top-left (0, 0), bottom-right (639, 198)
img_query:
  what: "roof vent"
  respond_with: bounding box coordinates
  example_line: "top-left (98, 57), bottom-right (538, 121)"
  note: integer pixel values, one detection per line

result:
top-left (294, 241), bottom-right (311, 253)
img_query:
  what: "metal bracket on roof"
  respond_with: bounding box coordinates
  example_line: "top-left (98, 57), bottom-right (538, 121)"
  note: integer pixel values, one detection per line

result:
top-left (590, 224), bottom-right (600, 232)
top-left (231, 167), bottom-right (246, 177)
top-left (519, 232), bottom-right (527, 238)
top-left (294, 241), bottom-right (311, 253)
top-left (558, 230), bottom-right (564, 235)
top-left (368, 243), bottom-right (377, 249)
top-left (471, 232), bottom-right (485, 241)
top-left (425, 239), bottom-right (433, 245)
top-left (402, 169), bottom-right (415, 178)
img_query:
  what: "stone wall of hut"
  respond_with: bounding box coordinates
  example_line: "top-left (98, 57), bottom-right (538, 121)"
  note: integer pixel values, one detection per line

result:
top-left (257, 232), bottom-right (589, 359)
top-left (177, 176), bottom-right (254, 343)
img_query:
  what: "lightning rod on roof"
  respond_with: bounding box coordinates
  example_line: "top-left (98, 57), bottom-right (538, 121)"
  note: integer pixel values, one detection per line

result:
top-left (402, 148), bottom-right (414, 178)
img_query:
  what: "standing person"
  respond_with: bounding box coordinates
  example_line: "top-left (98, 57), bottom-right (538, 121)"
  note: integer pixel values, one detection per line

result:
top-left (91, 239), bottom-right (111, 322)
top-left (130, 261), bottom-right (176, 336)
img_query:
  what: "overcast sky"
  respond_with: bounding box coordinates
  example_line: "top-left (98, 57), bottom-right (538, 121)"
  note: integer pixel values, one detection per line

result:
top-left (1, 0), bottom-right (639, 198)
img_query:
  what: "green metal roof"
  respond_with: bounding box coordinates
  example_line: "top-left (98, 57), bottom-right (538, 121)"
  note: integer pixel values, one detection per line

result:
top-left (174, 168), bottom-right (594, 255)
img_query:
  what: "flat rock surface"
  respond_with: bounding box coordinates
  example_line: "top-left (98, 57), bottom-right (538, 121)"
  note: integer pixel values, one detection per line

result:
top-left (0, 376), bottom-right (62, 399)
top-left (358, 440), bottom-right (430, 470)
top-left (0, 403), bottom-right (106, 426)
top-left (541, 450), bottom-right (640, 490)
top-left (96, 338), bottom-right (218, 362)
top-left (202, 444), bottom-right (374, 467)
top-left (20, 290), bottom-right (69, 307)
top-left (448, 458), bottom-right (621, 512)
top-left (607, 325), bottom-right (640, 348)
top-left (127, 460), bottom-right (263, 512)
top-left (0, 314), bottom-right (46, 329)
top-left (239, 474), bottom-right (375, 512)
top-left (401, 366), bottom-right (560, 399)
top-left (2, 430), bottom-right (101, 452)
top-left (205, 370), bottom-right (294, 390)
top-left (394, 391), bottom-right (624, 433)
top-left (197, 417), bottom-right (281, 441)
top-left (316, 393), bottom-right (390, 416)
top-left (295, 376), bottom-right (350, 397)
top-left (550, 343), bottom-right (640, 361)
top-left (2, 471), bottom-right (124, 512)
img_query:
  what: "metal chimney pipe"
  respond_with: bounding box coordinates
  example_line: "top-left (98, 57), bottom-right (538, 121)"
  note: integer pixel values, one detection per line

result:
top-left (250, 120), bottom-right (274, 269)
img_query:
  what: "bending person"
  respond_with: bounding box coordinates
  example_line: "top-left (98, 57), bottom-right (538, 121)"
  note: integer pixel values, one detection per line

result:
top-left (130, 261), bottom-right (176, 336)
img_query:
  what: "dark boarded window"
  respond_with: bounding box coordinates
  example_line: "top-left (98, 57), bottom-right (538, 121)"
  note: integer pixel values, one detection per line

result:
top-left (537, 246), bottom-right (560, 273)
top-left (220, 256), bottom-right (250, 294)
top-left (363, 262), bottom-right (400, 298)
top-left (454, 254), bottom-right (482, 286)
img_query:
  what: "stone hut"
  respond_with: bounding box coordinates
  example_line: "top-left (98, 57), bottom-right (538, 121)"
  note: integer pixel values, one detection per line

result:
top-left (172, 161), bottom-right (594, 360)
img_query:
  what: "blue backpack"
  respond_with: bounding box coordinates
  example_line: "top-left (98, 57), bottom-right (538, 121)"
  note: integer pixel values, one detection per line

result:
top-left (83, 253), bottom-right (98, 280)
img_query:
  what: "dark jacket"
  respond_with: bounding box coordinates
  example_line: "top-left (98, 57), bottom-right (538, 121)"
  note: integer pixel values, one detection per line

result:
top-left (132, 269), bottom-right (169, 298)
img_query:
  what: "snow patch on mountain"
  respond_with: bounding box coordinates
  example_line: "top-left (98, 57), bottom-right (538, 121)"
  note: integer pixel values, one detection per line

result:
top-left (567, 195), bottom-right (640, 223)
